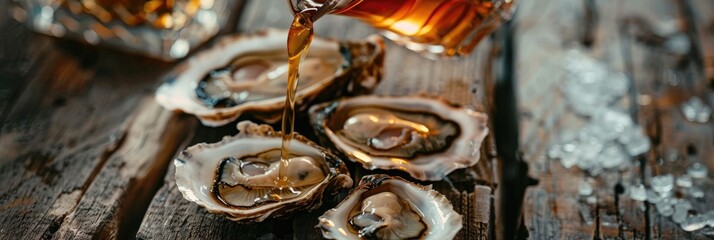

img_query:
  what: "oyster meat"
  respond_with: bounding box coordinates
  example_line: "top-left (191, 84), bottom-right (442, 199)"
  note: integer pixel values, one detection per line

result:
top-left (317, 174), bottom-right (462, 239)
top-left (175, 121), bottom-right (353, 222)
top-left (156, 29), bottom-right (385, 126)
top-left (310, 95), bottom-right (489, 181)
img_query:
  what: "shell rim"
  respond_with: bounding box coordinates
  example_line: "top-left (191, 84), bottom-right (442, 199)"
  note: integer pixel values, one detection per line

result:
top-left (309, 95), bottom-right (490, 181)
top-left (174, 121), bottom-right (353, 222)
top-left (316, 174), bottom-right (463, 240)
top-left (156, 28), bottom-right (385, 127)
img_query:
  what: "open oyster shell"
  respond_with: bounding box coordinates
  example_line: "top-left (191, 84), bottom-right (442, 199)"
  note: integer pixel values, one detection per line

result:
top-left (156, 29), bottom-right (385, 127)
top-left (175, 121), bottom-right (353, 222)
top-left (317, 174), bottom-right (462, 239)
top-left (310, 95), bottom-right (489, 181)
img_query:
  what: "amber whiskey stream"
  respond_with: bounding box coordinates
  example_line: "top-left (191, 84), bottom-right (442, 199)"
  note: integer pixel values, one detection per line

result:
top-left (275, 11), bottom-right (315, 191)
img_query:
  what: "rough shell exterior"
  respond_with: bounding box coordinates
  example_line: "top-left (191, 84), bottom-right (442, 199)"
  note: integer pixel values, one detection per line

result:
top-left (175, 121), bottom-right (353, 222)
top-left (317, 174), bottom-right (463, 239)
top-left (309, 95), bottom-right (490, 181)
top-left (156, 29), bottom-right (385, 126)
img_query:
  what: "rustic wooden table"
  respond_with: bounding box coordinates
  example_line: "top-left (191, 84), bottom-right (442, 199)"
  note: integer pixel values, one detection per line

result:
top-left (0, 0), bottom-right (712, 239)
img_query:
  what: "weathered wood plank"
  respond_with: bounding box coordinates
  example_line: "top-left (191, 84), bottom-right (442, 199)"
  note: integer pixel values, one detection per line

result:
top-left (0, 0), bottom-right (250, 237)
top-left (688, 0), bottom-right (714, 166)
top-left (137, 0), bottom-right (497, 239)
top-left (32, 0), bottom-right (248, 236)
top-left (4, 0), bottom-right (709, 238)
top-left (647, 1), bottom-right (713, 238)
top-left (590, 1), bottom-right (658, 238)
top-left (0, 18), bottom-right (31, 128)
top-left (516, 0), bottom-right (609, 238)
top-left (51, 99), bottom-right (196, 239)
top-left (519, 0), bottom-right (660, 238)
top-left (689, 0), bottom-right (714, 87)
top-left (520, 0), bottom-right (714, 238)
top-left (619, 0), bottom-right (714, 238)
top-left (0, 17), bottom-right (177, 240)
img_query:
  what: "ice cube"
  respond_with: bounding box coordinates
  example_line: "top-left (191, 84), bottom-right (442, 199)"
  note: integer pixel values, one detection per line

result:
top-left (576, 140), bottom-right (604, 163)
top-left (562, 142), bottom-right (577, 152)
top-left (673, 201), bottom-right (692, 223)
top-left (564, 87), bottom-right (609, 116)
top-left (688, 186), bottom-right (705, 198)
top-left (564, 85), bottom-right (615, 116)
top-left (586, 196), bottom-right (597, 204)
top-left (547, 145), bottom-right (562, 159)
top-left (618, 125), bottom-right (651, 156)
top-left (676, 175), bottom-right (693, 188)
top-left (681, 215), bottom-right (707, 232)
top-left (579, 181), bottom-right (593, 196)
top-left (562, 50), bottom-right (628, 116)
top-left (564, 50), bottom-right (609, 83)
top-left (576, 156), bottom-right (598, 170)
top-left (559, 149), bottom-right (579, 169)
top-left (599, 144), bottom-right (629, 169)
top-left (673, 209), bottom-right (688, 223)
top-left (651, 174), bottom-right (674, 193)
top-left (674, 200), bottom-right (692, 211)
top-left (580, 122), bottom-right (619, 142)
top-left (647, 189), bottom-right (666, 204)
top-left (681, 96), bottom-right (712, 123)
top-left (630, 184), bottom-right (647, 201)
top-left (602, 72), bottom-right (629, 100)
top-left (595, 109), bottom-right (633, 130)
top-left (687, 162), bottom-right (709, 178)
top-left (656, 201), bottom-right (674, 217)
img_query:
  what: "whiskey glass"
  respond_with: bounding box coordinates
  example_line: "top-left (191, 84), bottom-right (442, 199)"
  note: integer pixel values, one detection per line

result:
top-left (11, 0), bottom-right (238, 60)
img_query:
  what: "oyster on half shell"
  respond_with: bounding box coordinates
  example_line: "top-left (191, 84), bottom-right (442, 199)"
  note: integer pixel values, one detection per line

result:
top-left (310, 95), bottom-right (489, 181)
top-left (156, 29), bottom-right (385, 127)
top-left (175, 121), bottom-right (353, 222)
top-left (317, 174), bottom-right (462, 240)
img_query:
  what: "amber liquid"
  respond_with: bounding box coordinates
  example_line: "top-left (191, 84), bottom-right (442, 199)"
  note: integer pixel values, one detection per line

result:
top-left (60, 0), bottom-right (200, 29)
top-left (276, 11), bottom-right (315, 191)
top-left (333, 0), bottom-right (514, 56)
top-left (273, 0), bottom-right (511, 190)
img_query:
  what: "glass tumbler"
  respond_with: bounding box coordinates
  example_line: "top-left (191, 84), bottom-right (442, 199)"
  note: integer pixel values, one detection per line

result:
top-left (11, 0), bottom-right (238, 60)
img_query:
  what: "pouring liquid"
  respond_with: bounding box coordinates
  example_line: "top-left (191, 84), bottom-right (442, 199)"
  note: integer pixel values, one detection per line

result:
top-left (274, 10), bottom-right (315, 194)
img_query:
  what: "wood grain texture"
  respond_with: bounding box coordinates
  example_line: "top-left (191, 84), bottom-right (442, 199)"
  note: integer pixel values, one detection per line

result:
top-left (0, 3), bottom-right (197, 239)
top-left (519, 0), bottom-right (714, 239)
top-left (136, 1), bottom-right (497, 239)
top-left (0, 27), bottom-right (178, 239)
top-left (2, 0), bottom-right (713, 239)
top-left (515, 1), bottom-right (602, 237)
top-left (690, 0), bottom-right (714, 86)
top-left (0, 0), bottom-right (248, 237)
top-left (52, 99), bottom-right (196, 239)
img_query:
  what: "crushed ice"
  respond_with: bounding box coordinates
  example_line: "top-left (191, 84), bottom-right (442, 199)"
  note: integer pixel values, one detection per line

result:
top-left (548, 49), bottom-right (712, 233)
top-left (549, 50), bottom-right (649, 174)
top-left (681, 97), bottom-right (712, 123)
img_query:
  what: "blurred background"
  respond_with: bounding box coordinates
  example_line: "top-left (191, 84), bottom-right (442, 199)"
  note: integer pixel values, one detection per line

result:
top-left (0, 0), bottom-right (713, 239)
